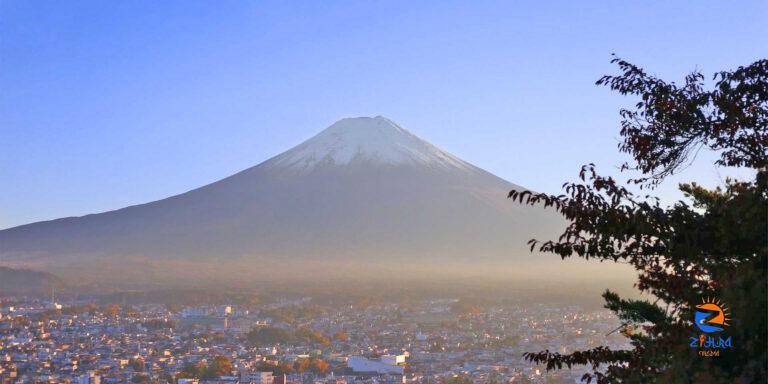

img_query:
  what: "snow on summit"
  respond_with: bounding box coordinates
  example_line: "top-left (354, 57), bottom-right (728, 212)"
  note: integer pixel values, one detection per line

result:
top-left (266, 116), bottom-right (473, 172)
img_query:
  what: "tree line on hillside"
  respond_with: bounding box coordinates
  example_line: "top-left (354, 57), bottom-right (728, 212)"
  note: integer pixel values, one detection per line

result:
top-left (247, 326), bottom-right (349, 347)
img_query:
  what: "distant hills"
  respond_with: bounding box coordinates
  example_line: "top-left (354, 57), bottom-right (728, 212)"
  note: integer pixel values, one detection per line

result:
top-left (0, 266), bottom-right (64, 296)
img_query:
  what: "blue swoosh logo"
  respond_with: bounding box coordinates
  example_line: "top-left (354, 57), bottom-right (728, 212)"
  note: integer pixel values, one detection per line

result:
top-left (695, 311), bottom-right (724, 333)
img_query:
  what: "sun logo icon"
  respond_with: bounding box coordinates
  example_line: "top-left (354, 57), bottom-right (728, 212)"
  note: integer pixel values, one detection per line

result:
top-left (694, 297), bottom-right (731, 333)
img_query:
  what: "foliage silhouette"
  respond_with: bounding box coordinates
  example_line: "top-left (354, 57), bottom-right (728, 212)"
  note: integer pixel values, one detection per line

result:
top-left (509, 57), bottom-right (767, 383)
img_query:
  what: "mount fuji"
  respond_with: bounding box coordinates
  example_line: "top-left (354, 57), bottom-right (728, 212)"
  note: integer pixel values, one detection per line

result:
top-left (0, 117), bottom-right (568, 285)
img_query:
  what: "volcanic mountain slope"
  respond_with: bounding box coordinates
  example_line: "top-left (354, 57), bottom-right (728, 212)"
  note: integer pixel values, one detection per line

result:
top-left (0, 117), bottom-right (567, 283)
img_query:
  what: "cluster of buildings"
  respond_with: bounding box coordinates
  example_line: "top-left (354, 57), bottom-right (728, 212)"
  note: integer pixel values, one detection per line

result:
top-left (0, 296), bottom-right (629, 384)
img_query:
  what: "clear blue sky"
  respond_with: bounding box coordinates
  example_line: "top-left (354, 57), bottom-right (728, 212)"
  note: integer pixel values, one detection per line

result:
top-left (1, 1), bottom-right (765, 229)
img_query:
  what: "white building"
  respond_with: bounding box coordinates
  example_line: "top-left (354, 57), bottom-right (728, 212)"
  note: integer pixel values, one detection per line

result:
top-left (348, 356), bottom-right (405, 374)
top-left (380, 355), bottom-right (406, 366)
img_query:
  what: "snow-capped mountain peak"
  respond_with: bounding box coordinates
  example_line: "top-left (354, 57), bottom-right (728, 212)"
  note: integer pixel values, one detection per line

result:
top-left (0, 115), bottom-right (570, 286)
top-left (265, 116), bottom-right (473, 172)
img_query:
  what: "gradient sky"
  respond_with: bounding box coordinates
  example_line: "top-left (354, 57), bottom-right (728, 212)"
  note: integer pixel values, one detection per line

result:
top-left (1, 1), bottom-right (765, 229)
